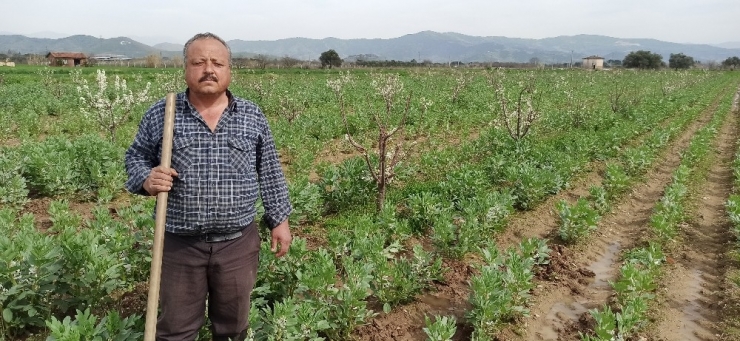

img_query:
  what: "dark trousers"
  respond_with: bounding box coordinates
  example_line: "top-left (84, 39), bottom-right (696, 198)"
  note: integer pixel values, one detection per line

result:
top-left (155, 223), bottom-right (260, 341)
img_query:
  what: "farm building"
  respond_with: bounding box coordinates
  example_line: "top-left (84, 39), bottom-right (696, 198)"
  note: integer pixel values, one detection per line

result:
top-left (582, 56), bottom-right (604, 70)
top-left (46, 52), bottom-right (87, 67)
top-left (90, 54), bottom-right (132, 62)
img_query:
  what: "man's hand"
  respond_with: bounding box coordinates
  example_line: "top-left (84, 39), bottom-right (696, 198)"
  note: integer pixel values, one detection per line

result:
top-left (143, 166), bottom-right (179, 196)
top-left (270, 220), bottom-right (292, 258)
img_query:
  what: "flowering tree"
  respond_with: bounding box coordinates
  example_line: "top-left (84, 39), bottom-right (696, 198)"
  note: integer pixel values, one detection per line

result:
top-left (488, 69), bottom-right (541, 141)
top-left (328, 72), bottom-right (418, 212)
top-left (451, 72), bottom-right (471, 103)
top-left (153, 70), bottom-right (185, 97)
top-left (76, 70), bottom-right (151, 143)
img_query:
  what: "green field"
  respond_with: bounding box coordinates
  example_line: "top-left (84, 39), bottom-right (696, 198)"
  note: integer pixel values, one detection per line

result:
top-left (1, 65), bottom-right (739, 340)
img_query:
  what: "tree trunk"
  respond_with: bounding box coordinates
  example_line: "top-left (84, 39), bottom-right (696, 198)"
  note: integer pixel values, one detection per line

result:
top-left (376, 180), bottom-right (386, 212)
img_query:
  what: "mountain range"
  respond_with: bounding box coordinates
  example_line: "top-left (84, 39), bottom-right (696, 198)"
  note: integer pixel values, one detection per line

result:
top-left (1, 31), bottom-right (739, 64)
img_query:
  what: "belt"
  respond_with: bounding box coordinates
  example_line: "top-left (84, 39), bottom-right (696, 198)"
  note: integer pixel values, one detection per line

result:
top-left (174, 221), bottom-right (255, 243)
top-left (201, 230), bottom-right (243, 243)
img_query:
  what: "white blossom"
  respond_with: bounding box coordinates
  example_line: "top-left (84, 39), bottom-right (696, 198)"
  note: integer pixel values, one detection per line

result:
top-left (75, 69), bottom-right (151, 142)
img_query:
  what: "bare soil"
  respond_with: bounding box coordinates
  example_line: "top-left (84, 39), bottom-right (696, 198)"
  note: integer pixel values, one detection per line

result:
top-left (355, 257), bottom-right (474, 341)
top-left (21, 196), bottom-right (111, 231)
top-left (499, 87), bottom-right (731, 341)
top-left (647, 92), bottom-right (740, 341)
top-left (1, 137), bottom-right (21, 147)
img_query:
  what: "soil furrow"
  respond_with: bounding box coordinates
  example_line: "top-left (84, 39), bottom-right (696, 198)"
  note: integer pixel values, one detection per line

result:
top-left (354, 86), bottom-right (731, 341)
top-left (648, 89), bottom-right (739, 341)
top-left (498, 88), bottom-right (728, 341)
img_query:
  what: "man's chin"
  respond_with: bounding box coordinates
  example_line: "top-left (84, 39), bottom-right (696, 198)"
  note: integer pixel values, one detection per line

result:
top-left (192, 87), bottom-right (223, 96)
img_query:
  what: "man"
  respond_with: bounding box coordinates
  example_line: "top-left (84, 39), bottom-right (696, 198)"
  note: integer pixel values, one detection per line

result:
top-left (124, 32), bottom-right (292, 341)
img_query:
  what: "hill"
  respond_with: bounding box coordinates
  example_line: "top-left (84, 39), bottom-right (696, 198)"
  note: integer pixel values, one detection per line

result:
top-left (226, 31), bottom-right (740, 64)
top-left (0, 34), bottom-right (160, 58)
top-left (714, 41), bottom-right (740, 49)
top-left (1, 31), bottom-right (739, 64)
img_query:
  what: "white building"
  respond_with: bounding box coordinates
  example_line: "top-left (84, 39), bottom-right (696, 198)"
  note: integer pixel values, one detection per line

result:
top-left (582, 56), bottom-right (604, 70)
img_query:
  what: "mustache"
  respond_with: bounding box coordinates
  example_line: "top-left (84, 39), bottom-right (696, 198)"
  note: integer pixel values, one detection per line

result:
top-left (199, 74), bottom-right (218, 82)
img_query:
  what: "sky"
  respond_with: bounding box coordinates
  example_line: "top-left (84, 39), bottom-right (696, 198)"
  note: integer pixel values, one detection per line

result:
top-left (1, 0), bottom-right (738, 46)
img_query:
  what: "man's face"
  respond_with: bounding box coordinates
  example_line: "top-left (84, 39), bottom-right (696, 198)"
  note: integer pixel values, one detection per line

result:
top-left (184, 38), bottom-right (231, 96)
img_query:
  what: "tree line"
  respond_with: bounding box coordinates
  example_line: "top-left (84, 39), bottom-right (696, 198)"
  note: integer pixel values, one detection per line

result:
top-left (3, 48), bottom-right (739, 71)
top-left (314, 49), bottom-right (740, 71)
top-left (620, 50), bottom-right (739, 70)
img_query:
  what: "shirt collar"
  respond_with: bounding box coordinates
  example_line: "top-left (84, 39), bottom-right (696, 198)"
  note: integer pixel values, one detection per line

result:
top-left (181, 89), bottom-right (238, 113)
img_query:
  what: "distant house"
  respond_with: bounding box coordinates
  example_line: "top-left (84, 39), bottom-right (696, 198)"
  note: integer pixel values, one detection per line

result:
top-left (46, 52), bottom-right (87, 67)
top-left (582, 56), bottom-right (604, 70)
top-left (90, 54), bottom-right (132, 62)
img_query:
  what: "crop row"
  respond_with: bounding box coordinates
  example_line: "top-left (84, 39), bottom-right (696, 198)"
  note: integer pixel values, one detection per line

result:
top-left (554, 83), bottom-right (726, 244)
top-left (0, 68), bottom-right (738, 340)
top-left (581, 85), bottom-right (732, 340)
top-left (724, 89), bottom-right (740, 338)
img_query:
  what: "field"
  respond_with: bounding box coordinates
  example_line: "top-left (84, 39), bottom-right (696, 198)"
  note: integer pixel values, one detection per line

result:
top-left (1, 65), bottom-right (740, 341)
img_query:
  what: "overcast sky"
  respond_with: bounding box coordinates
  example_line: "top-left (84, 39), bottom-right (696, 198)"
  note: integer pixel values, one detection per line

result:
top-left (1, 0), bottom-right (738, 46)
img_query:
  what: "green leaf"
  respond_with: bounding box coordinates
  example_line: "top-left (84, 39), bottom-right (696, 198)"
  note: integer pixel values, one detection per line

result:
top-left (383, 303), bottom-right (391, 314)
top-left (316, 320), bottom-right (331, 330)
top-left (3, 308), bottom-right (12, 322)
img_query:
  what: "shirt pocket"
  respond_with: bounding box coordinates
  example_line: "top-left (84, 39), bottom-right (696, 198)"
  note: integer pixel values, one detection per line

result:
top-left (228, 136), bottom-right (255, 175)
top-left (171, 136), bottom-right (195, 173)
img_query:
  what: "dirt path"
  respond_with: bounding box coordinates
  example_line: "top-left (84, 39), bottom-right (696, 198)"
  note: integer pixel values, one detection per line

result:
top-left (497, 87), bottom-right (729, 341)
top-left (647, 89), bottom-right (740, 341)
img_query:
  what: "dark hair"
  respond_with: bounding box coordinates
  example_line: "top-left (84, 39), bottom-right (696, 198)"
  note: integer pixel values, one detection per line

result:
top-left (183, 32), bottom-right (232, 66)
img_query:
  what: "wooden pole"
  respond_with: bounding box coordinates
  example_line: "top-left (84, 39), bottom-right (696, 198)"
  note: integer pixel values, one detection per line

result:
top-left (144, 92), bottom-right (177, 341)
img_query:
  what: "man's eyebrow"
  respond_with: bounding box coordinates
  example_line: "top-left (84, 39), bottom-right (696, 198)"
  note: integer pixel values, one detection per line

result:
top-left (188, 56), bottom-right (226, 63)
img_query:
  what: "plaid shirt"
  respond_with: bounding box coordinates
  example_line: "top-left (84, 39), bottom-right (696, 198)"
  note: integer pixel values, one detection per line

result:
top-left (124, 90), bottom-right (292, 234)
